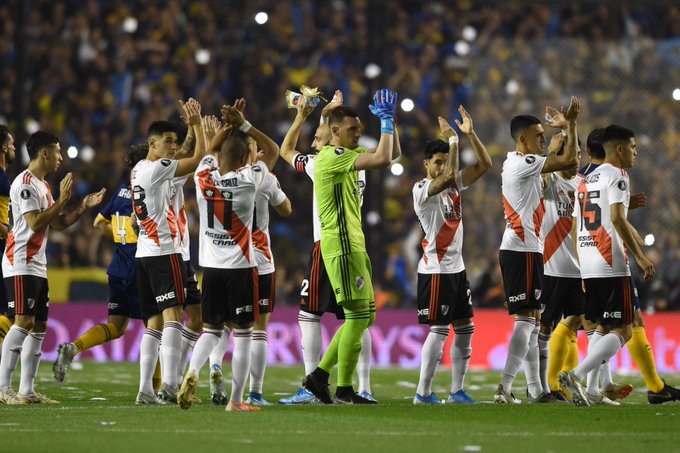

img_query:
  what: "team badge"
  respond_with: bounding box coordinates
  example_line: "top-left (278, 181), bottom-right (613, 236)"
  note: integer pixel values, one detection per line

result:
top-left (20, 189), bottom-right (31, 200)
top-left (27, 298), bottom-right (36, 309)
top-left (160, 158), bottom-right (172, 167)
top-left (534, 289), bottom-right (542, 300)
top-left (618, 180), bottom-right (627, 190)
top-left (467, 289), bottom-right (472, 305)
top-left (335, 148), bottom-right (345, 156)
top-left (417, 180), bottom-right (426, 188)
top-left (355, 276), bottom-right (364, 290)
top-left (253, 165), bottom-right (262, 172)
top-left (441, 305), bottom-right (450, 316)
top-left (525, 156), bottom-right (536, 164)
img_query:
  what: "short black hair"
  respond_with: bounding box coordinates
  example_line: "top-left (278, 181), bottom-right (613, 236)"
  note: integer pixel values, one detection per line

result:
top-left (423, 139), bottom-right (449, 159)
top-left (0, 125), bottom-right (9, 147)
top-left (125, 144), bottom-right (148, 169)
top-left (510, 115), bottom-right (541, 140)
top-left (220, 130), bottom-right (250, 162)
top-left (26, 131), bottom-right (60, 161)
top-left (586, 128), bottom-right (605, 159)
top-left (328, 106), bottom-right (359, 127)
top-left (147, 120), bottom-right (178, 138)
top-left (601, 124), bottom-right (634, 146)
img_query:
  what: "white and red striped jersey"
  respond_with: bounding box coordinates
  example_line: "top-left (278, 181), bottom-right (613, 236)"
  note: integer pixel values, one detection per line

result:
top-left (2, 170), bottom-right (54, 278)
top-left (541, 173), bottom-right (580, 278)
top-left (171, 175), bottom-right (190, 261)
top-left (292, 153), bottom-right (365, 242)
top-left (131, 158), bottom-right (180, 257)
top-left (194, 155), bottom-right (268, 269)
top-left (253, 171), bottom-right (287, 275)
top-left (500, 152), bottom-right (547, 252)
top-left (413, 172), bottom-right (467, 274)
top-left (573, 163), bottom-right (631, 278)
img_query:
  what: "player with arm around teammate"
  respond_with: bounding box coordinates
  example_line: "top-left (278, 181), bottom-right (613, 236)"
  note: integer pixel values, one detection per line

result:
top-left (412, 107), bottom-right (491, 405)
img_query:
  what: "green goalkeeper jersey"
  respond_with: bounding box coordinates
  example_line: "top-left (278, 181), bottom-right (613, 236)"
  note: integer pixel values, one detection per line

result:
top-left (314, 145), bottom-right (368, 258)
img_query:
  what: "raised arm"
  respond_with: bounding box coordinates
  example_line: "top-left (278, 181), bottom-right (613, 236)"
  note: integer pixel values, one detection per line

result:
top-left (272, 197), bottom-right (292, 217)
top-left (221, 100), bottom-right (279, 170)
top-left (354, 89), bottom-right (397, 170)
top-left (542, 96), bottom-right (580, 174)
top-left (427, 117), bottom-right (459, 197)
top-left (175, 98), bottom-right (206, 177)
top-left (280, 96), bottom-right (317, 166)
top-left (457, 106), bottom-right (492, 187)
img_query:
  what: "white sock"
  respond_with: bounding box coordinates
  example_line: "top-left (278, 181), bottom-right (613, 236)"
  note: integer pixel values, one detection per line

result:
top-left (209, 326), bottom-right (231, 369)
top-left (538, 330), bottom-right (551, 395)
top-left (585, 331), bottom-right (604, 395)
top-left (249, 330), bottom-right (268, 394)
top-left (599, 359), bottom-right (614, 389)
top-left (161, 321), bottom-right (183, 388)
top-left (139, 328), bottom-right (161, 395)
top-left (501, 316), bottom-right (534, 393)
top-left (177, 327), bottom-right (201, 382)
top-left (230, 328), bottom-right (252, 404)
top-left (298, 311), bottom-right (321, 375)
top-left (0, 326), bottom-right (28, 389)
top-left (575, 332), bottom-right (625, 382)
top-left (451, 323), bottom-right (474, 394)
top-left (188, 328), bottom-right (221, 374)
top-left (18, 332), bottom-right (45, 396)
top-left (416, 326), bottom-right (449, 396)
top-left (357, 328), bottom-right (372, 394)
top-left (524, 322), bottom-right (542, 398)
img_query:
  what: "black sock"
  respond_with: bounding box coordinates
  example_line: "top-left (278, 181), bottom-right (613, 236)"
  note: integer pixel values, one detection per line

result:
top-left (312, 367), bottom-right (330, 384)
top-left (335, 386), bottom-right (354, 398)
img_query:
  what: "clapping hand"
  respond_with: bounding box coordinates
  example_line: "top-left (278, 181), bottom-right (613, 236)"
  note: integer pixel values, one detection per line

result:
top-left (369, 88), bottom-right (398, 120)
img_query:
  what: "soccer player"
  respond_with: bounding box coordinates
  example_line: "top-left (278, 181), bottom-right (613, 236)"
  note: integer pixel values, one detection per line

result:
top-left (412, 108), bottom-right (492, 405)
top-left (131, 98), bottom-right (205, 404)
top-left (494, 97), bottom-right (580, 404)
top-left (569, 128), bottom-right (680, 404)
top-left (0, 125), bottom-right (15, 355)
top-left (0, 131), bottom-right (105, 405)
top-left (560, 124), bottom-right (656, 406)
top-left (51, 145), bottom-right (150, 387)
top-left (302, 88), bottom-right (398, 404)
top-left (177, 104), bottom-right (282, 412)
top-left (278, 91), bottom-right (381, 404)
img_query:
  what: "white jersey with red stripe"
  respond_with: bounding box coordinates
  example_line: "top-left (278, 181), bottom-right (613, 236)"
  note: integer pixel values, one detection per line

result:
top-left (413, 172), bottom-right (467, 274)
top-left (131, 158), bottom-right (181, 257)
top-left (541, 173), bottom-right (580, 278)
top-left (573, 163), bottom-right (631, 278)
top-left (292, 153), bottom-right (365, 242)
top-left (253, 171), bottom-right (287, 275)
top-left (171, 175), bottom-right (190, 261)
top-left (2, 170), bottom-right (54, 278)
top-left (500, 152), bottom-right (547, 253)
top-left (194, 155), bottom-right (268, 269)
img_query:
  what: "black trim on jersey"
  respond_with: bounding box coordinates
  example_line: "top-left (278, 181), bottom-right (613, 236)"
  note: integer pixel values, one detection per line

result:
top-left (334, 184), bottom-right (351, 255)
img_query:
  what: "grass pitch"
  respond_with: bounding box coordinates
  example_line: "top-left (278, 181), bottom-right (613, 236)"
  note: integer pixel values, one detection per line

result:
top-left (2, 362), bottom-right (679, 453)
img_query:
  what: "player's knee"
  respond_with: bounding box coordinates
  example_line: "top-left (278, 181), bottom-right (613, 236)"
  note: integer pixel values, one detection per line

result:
top-left (14, 316), bottom-right (34, 331)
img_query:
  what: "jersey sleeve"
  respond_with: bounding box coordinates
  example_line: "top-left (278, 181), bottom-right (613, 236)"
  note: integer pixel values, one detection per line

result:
top-left (251, 160), bottom-right (271, 188)
top-left (151, 158), bottom-right (180, 184)
top-left (97, 192), bottom-right (117, 220)
top-left (16, 184), bottom-right (42, 214)
top-left (412, 179), bottom-right (433, 207)
top-left (512, 154), bottom-right (547, 179)
top-left (262, 174), bottom-right (287, 206)
top-left (607, 172), bottom-right (629, 205)
top-left (455, 170), bottom-right (467, 191)
top-left (292, 153), bottom-right (308, 174)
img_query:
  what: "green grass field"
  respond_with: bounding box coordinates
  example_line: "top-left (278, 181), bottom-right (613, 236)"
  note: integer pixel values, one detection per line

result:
top-left (2, 362), bottom-right (679, 453)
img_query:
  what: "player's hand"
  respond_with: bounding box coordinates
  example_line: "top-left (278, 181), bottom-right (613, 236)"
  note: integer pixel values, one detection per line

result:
top-left (368, 88), bottom-right (397, 120)
top-left (630, 192), bottom-right (648, 210)
top-left (321, 90), bottom-right (343, 118)
top-left (637, 254), bottom-right (655, 280)
top-left (547, 131), bottom-right (565, 155)
top-left (544, 105), bottom-right (567, 129)
top-left (233, 98), bottom-right (246, 114)
top-left (296, 95), bottom-right (316, 118)
top-left (202, 115), bottom-right (221, 142)
top-left (563, 96), bottom-right (580, 122)
top-left (209, 123), bottom-right (233, 151)
top-left (178, 98), bottom-right (202, 126)
top-left (59, 173), bottom-right (74, 204)
top-left (81, 188), bottom-right (107, 209)
top-left (454, 105), bottom-right (474, 135)
top-left (221, 104), bottom-right (245, 127)
top-left (438, 116), bottom-right (457, 140)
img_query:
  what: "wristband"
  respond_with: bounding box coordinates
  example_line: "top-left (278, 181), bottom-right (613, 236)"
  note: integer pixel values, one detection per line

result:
top-left (239, 120), bottom-right (252, 133)
top-left (448, 136), bottom-right (459, 145)
top-left (380, 118), bottom-right (394, 135)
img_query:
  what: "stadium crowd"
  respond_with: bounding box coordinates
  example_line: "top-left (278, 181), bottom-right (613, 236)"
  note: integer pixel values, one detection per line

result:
top-left (1, 0), bottom-right (679, 310)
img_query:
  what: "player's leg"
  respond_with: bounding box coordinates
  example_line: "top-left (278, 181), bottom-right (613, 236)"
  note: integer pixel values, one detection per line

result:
top-left (178, 321), bottom-right (223, 410)
top-left (177, 264), bottom-right (201, 386)
top-left (448, 274), bottom-right (475, 403)
top-left (248, 271), bottom-right (275, 406)
top-left (0, 276), bottom-right (29, 404)
top-left (356, 327), bottom-right (374, 400)
top-left (208, 324), bottom-right (230, 405)
top-left (0, 273), bottom-right (11, 355)
top-left (135, 259), bottom-right (164, 404)
top-left (548, 315), bottom-right (579, 393)
top-left (299, 242), bottom-right (324, 375)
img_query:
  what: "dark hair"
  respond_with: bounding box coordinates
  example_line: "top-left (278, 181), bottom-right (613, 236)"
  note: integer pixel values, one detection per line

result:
top-left (26, 131), bottom-right (60, 160)
top-left (601, 124), bottom-right (634, 146)
top-left (586, 128), bottom-right (605, 159)
top-left (0, 125), bottom-right (9, 147)
top-left (510, 115), bottom-right (541, 140)
top-left (125, 144), bottom-right (148, 169)
top-left (423, 139), bottom-right (449, 159)
top-left (328, 106), bottom-right (359, 127)
top-left (147, 120), bottom-right (178, 138)
top-left (220, 130), bottom-right (250, 162)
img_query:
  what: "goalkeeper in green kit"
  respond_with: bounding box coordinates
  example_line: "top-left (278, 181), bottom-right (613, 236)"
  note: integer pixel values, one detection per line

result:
top-left (302, 89), bottom-right (400, 404)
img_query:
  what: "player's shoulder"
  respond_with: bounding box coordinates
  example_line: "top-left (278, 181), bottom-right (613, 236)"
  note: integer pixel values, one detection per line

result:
top-left (413, 178), bottom-right (430, 192)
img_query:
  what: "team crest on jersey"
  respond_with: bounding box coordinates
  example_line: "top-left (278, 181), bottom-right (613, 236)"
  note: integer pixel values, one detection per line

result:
top-left (618, 180), bottom-right (627, 190)
top-left (578, 192), bottom-right (585, 200)
top-left (525, 156), bottom-right (536, 164)
top-left (253, 165), bottom-right (262, 172)
top-left (27, 298), bottom-right (35, 309)
top-left (335, 148), bottom-right (345, 156)
top-left (441, 305), bottom-right (450, 316)
top-left (417, 180), bottom-right (426, 189)
top-left (355, 276), bottom-right (364, 289)
top-left (534, 289), bottom-right (542, 300)
top-left (160, 159), bottom-right (172, 167)
top-left (21, 189), bottom-right (31, 200)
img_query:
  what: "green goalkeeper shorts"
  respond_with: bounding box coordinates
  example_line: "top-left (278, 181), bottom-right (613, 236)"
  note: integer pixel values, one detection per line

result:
top-left (323, 252), bottom-right (375, 305)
